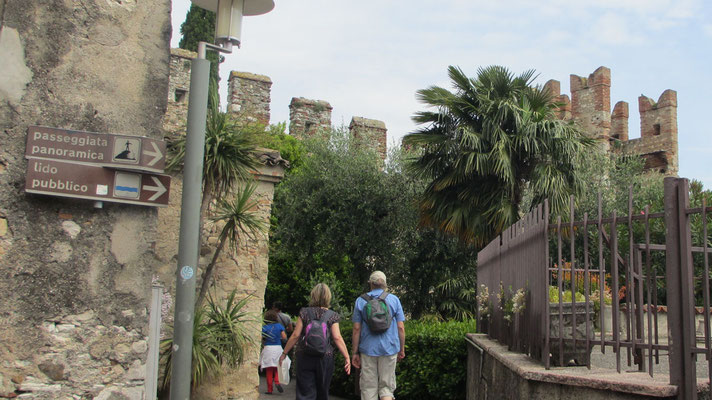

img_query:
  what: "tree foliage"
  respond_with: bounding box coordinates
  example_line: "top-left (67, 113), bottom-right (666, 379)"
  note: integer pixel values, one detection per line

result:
top-left (179, 4), bottom-right (222, 108)
top-left (404, 65), bottom-right (593, 246)
top-left (266, 128), bottom-right (477, 320)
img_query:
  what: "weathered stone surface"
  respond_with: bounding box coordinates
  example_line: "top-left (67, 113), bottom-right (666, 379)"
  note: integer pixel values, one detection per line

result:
top-left (0, 218), bottom-right (7, 237)
top-left (61, 220), bottom-right (81, 239)
top-left (0, 26), bottom-right (33, 106)
top-left (349, 116), bottom-right (388, 161)
top-left (0, 0), bottom-right (171, 397)
top-left (289, 97), bottom-right (333, 138)
top-left (227, 71), bottom-right (273, 126)
top-left (38, 361), bottom-right (65, 381)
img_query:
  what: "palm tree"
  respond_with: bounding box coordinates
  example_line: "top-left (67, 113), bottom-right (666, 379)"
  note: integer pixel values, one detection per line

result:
top-left (403, 65), bottom-right (592, 246)
top-left (196, 183), bottom-right (267, 307)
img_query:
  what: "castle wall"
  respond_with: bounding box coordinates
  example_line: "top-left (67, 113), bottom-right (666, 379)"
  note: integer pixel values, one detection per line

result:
top-left (350, 116), bottom-right (388, 161)
top-left (289, 97), bottom-right (333, 138)
top-left (227, 71), bottom-right (272, 126)
top-left (0, 0), bottom-right (172, 398)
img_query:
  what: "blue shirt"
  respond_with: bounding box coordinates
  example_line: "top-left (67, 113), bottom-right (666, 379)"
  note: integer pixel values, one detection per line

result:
top-left (352, 289), bottom-right (405, 356)
top-left (262, 322), bottom-right (285, 346)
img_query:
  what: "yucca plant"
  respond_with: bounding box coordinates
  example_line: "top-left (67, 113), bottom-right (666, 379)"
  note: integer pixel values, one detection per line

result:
top-left (159, 291), bottom-right (257, 392)
top-left (196, 182), bottom-right (267, 308)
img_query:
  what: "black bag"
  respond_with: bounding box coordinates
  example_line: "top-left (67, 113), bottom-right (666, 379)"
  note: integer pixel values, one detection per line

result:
top-left (302, 308), bottom-right (331, 357)
top-left (360, 292), bottom-right (392, 333)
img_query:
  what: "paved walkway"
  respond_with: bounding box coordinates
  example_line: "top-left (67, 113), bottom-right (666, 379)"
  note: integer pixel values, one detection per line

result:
top-left (257, 375), bottom-right (348, 399)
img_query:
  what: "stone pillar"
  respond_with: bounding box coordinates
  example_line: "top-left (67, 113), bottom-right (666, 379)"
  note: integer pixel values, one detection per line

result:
top-left (349, 117), bottom-right (388, 161)
top-left (192, 149), bottom-right (287, 400)
top-left (163, 48), bottom-right (196, 136)
top-left (227, 71), bottom-right (272, 126)
top-left (611, 101), bottom-right (629, 142)
top-left (570, 66), bottom-right (611, 149)
top-left (289, 97), bottom-right (332, 139)
top-left (543, 79), bottom-right (571, 121)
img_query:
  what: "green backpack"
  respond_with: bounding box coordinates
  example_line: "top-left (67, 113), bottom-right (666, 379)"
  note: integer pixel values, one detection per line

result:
top-left (360, 291), bottom-right (392, 333)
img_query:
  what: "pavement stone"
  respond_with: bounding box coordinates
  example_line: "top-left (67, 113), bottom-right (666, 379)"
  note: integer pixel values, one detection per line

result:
top-left (258, 374), bottom-right (347, 399)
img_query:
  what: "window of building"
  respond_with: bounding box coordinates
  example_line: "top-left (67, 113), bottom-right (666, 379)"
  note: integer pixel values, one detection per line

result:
top-left (175, 89), bottom-right (187, 103)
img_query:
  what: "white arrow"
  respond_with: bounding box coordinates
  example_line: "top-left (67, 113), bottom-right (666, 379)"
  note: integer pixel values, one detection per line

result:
top-left (143, 176), bottom-right (167, 201)
top-left (144, 141), bottom-right (163, 167)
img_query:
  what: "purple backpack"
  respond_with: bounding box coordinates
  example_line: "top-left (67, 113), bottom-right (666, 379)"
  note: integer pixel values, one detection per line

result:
top-left (302, 308), bottom-right (331, 357)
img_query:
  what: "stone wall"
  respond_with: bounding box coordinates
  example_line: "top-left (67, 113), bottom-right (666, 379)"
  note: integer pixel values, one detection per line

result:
top-left (547, 66), bottom-right (678, 174)
top-left (0, 0), bottom-right (172, 399)
top-left (288, 97), bottom-right (333, 138)
top-left (227, 71), bottom-right (272, 126)
top-left (163, 48), bottom-right (196, 136)
top-left (349, 116), bottom-right (388, 161)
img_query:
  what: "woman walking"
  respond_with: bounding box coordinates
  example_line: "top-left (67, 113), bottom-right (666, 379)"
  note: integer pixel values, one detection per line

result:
top-left (279, 283), bottom-right (351, 400)
top-left (260, 309), bottom-right (287, 394)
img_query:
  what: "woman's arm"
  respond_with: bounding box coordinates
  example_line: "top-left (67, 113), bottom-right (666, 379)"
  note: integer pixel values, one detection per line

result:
top-left (279, 317), bottom-right (303, 364)
top-left (331, 322), bottom-right (351, 375)
top-left (280, 330), bottom-right (287, 341)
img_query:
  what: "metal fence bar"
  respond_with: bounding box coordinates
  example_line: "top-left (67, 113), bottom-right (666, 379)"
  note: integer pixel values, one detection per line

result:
top-left (598, 193), bottom-right (606, 353)
top-left (570, 196), bottom-right (577, 355)
top-left (644, 205), bottom-right (654, 377)
top-left (626, 187), bottom-right (634, 367)
top-left (700, 197), bottom-right (712, 383)
top-left (703, 198), bottom-right (711, 385)
top-left (583, 212), bottom-right (591, 369)
top-left (664, 177), bottom-right (697, 399)
top-left (557, 215), bottom-right (564, 367)
top-left (543, 200), bottom-right (551, 369)
top-left (611, 210), bottom-right (621, 373)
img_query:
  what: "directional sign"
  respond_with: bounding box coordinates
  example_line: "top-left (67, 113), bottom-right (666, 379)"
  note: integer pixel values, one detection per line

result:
top-left (25, 125), bottom-right (167, 173)
top-left (25, 158), bottom-right (170, 207)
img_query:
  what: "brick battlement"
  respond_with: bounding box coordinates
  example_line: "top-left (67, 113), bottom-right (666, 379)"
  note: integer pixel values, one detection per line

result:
top-left (548, 66), bottom-right (678, 174)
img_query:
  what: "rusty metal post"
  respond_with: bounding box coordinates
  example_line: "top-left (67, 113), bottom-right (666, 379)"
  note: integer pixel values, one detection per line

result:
top-left (664, 177), bottom-right (697, 400)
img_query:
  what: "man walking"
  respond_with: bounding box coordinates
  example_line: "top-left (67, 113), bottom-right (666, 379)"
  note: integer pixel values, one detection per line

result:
top-left (351, 271), bottom-right (405, 400)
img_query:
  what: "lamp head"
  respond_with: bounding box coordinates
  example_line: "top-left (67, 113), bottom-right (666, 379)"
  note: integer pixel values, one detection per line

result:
top-left (190, 0), bottom-right (274, 48)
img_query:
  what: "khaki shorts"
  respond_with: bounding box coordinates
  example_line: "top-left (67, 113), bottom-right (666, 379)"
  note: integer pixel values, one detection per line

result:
top-left (360, 354), bottom-right (398, 400)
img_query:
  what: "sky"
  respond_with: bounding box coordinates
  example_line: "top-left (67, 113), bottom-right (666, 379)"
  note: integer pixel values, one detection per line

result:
top-left (170, 0), bottom-right (712, 189)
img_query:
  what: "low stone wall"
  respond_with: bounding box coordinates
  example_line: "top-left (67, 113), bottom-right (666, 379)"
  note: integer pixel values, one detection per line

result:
top-left (466, 333), bottom-right (680, 400)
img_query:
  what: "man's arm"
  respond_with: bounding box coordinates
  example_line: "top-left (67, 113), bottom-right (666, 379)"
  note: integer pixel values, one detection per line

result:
top-left (397, 321), bottom-right (405, 360)
top-left (351, 322), bottom-right (362, 369)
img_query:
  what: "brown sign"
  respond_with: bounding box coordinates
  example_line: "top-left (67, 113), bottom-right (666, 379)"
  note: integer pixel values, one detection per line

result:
top-left (25, 125), bottom-right (167, 173)
top-left (25, 158), bottom-right (170, 207)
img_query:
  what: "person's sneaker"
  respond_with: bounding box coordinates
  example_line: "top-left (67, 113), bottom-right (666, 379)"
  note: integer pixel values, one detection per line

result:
top-left (275, 384), bottom-right (283, 393)
top-left (264, 391), bottom-right (272, 395)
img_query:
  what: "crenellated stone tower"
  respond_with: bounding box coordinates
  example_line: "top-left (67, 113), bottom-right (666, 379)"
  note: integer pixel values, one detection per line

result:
top-left (163, 48), bottom-right (196, 136)
top-left (288, 97), bottom-right (333, 139)
top-left (546, 66), bottom-right (678, 175)
top-left (349, 116), bottom-right (388, 160)
top-left (227, 71), bottom-right (272, 125)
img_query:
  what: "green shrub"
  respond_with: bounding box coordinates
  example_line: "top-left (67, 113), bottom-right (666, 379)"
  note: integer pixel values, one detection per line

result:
top-left (330, 319), bottom-right (476, 400)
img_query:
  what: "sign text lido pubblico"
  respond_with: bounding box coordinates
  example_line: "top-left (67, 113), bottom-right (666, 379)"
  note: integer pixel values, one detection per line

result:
top-left (24, 126), bottom-right (170, 207)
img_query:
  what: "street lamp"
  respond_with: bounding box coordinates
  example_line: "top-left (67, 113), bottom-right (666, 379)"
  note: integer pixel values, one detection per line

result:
top-left (170, 1), bottom-right (274, 399)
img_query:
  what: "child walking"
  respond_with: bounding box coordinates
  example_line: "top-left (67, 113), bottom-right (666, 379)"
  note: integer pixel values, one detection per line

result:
top-left (260, 309), bottom-right (287, 394)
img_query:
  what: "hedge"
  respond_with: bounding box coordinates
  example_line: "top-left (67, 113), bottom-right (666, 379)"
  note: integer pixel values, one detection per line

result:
top-left (330, 319), bottom-right (476, 400)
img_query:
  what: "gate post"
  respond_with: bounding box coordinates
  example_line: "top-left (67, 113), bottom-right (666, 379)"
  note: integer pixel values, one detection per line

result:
top-left (664, 177), bottom-right (697, 400)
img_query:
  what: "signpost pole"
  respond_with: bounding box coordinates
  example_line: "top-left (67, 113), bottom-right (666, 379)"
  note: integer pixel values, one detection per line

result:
top-left (169, 51), bottom-right (210, 400)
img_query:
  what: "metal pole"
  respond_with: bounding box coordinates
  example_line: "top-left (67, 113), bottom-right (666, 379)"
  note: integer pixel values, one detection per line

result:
top-left (169, 51), bottom-right (210, 400)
